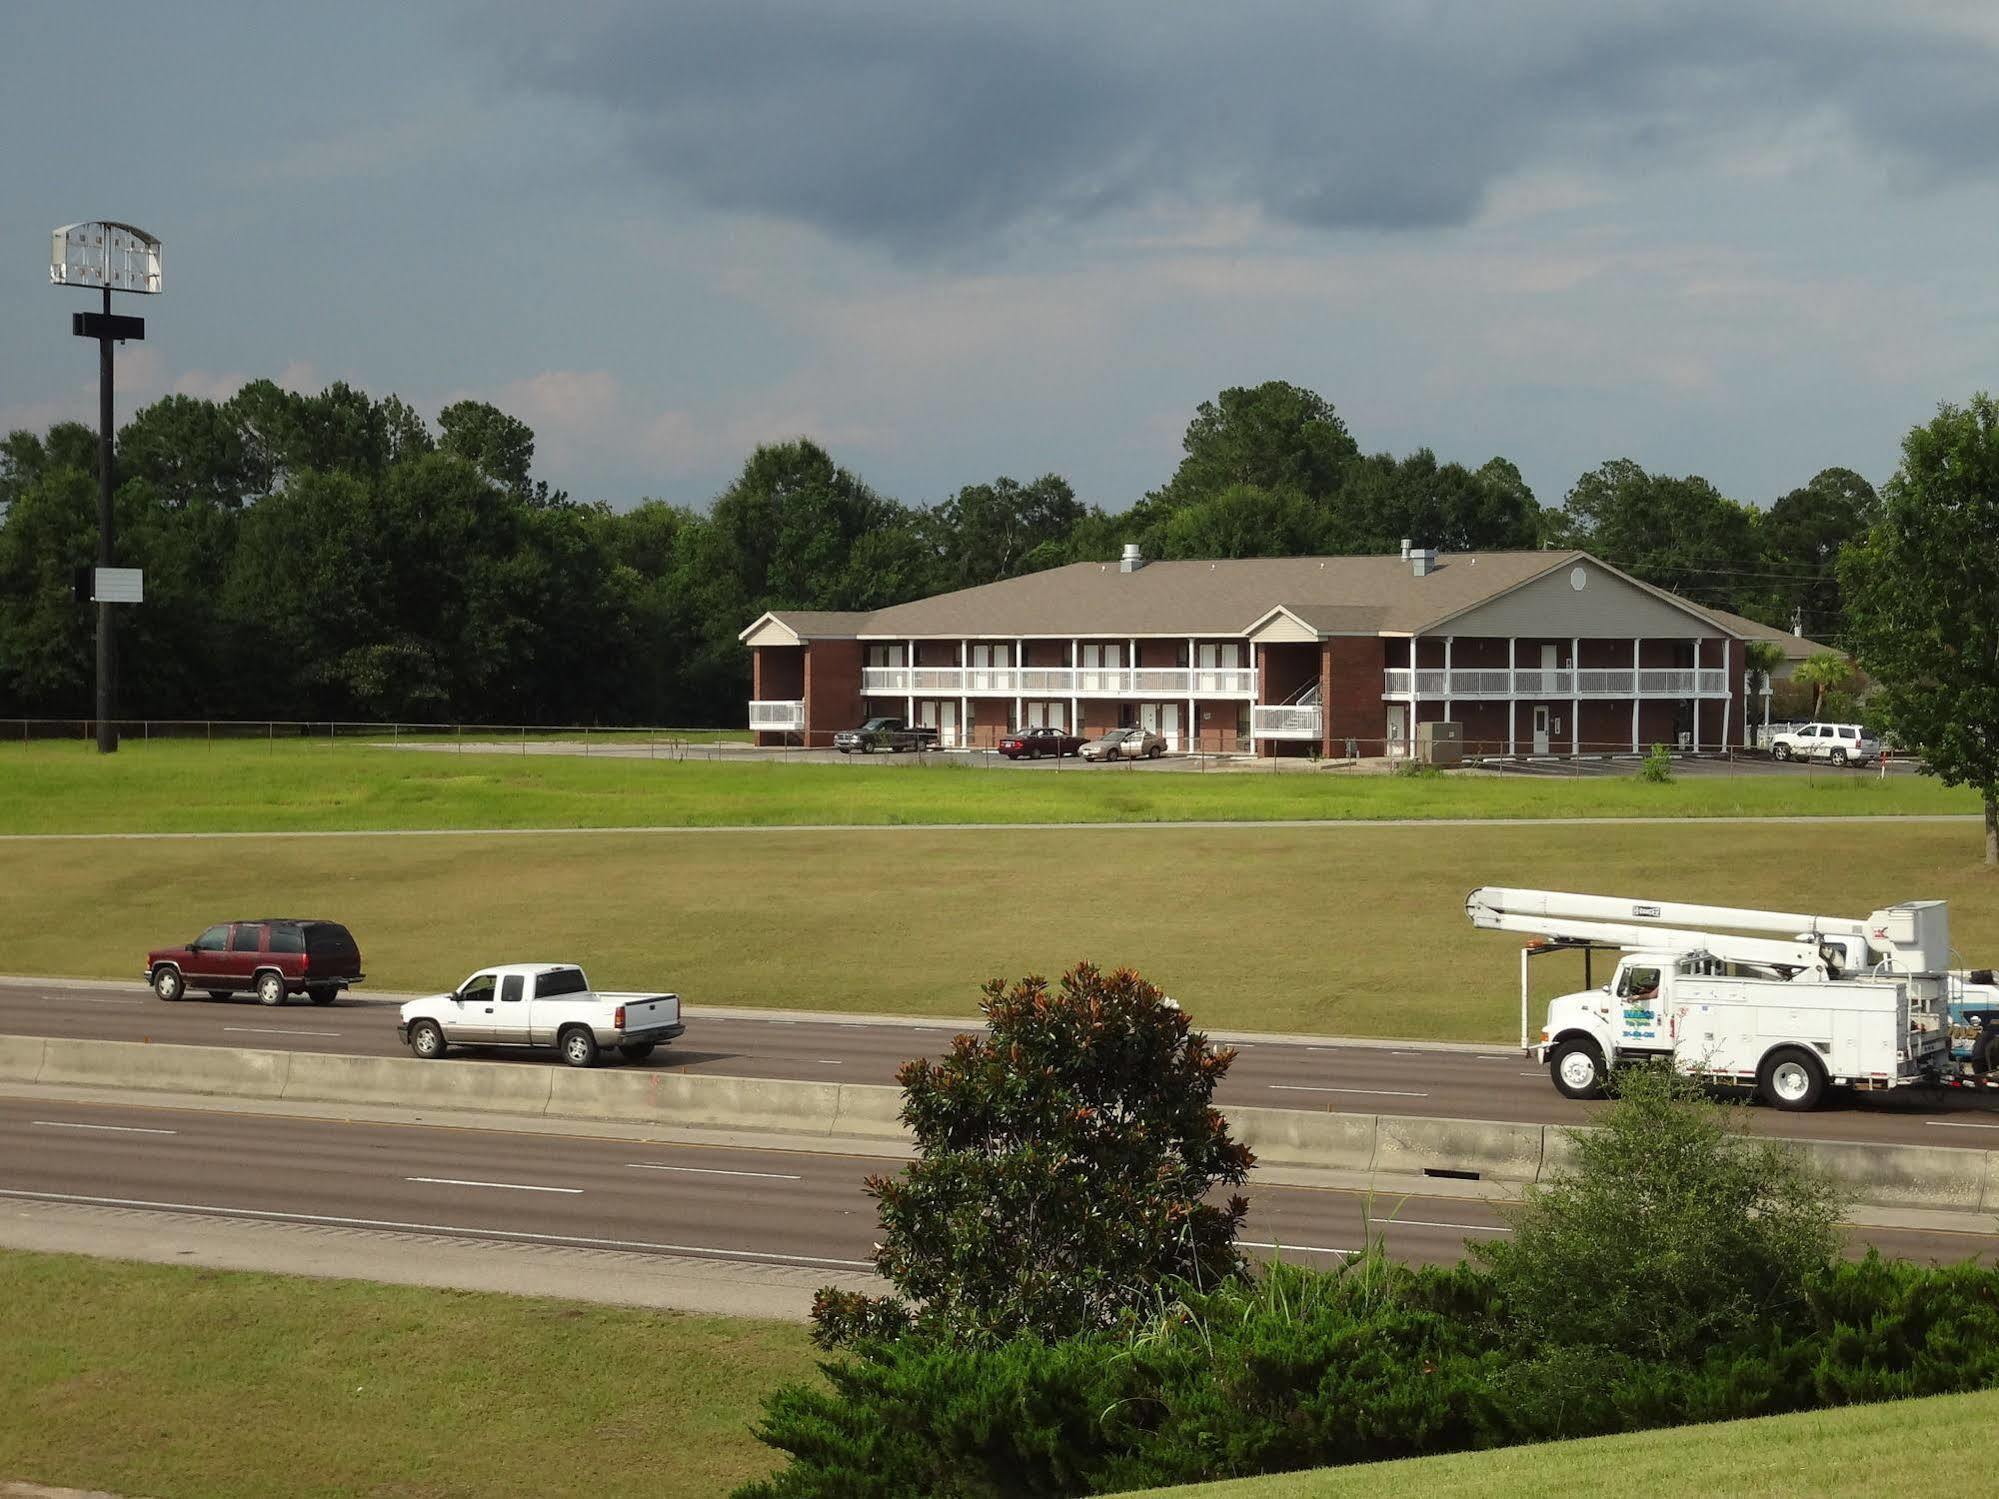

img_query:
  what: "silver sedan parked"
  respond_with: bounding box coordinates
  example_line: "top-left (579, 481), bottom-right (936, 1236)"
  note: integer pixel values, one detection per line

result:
top-left (1080, 726), bottom-right (1167, 761)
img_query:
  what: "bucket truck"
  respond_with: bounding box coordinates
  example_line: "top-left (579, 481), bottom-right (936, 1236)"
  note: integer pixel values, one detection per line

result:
top-left (1463, 887), bottom-right (1978, 1111)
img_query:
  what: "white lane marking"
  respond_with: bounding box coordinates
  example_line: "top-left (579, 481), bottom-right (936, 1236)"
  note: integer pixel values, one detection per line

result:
top-left (223, 1025), bottom-right (342, 1037)
top-left (1475, 1055), bottom-right (1511, 1061)
top-left (1924, 1120), bottom-right (1999, 1130)
top-left (1519, 1071), bottom-right (1546, 1077)
top-left (0, 1188), bottom-right (873, 1270)
top-left (1239, 1240), bottom-right (1355, 1257)
top-left (50, 996), bottom-right (144, 1005)
top-left (816, 1059), bottom-right (843, 1065)
top-left (406, 1177), bottom-right (580, 1195)
top-left (1306, 1047), bottom-right (1341, 1053)
top-left (1267, 1084), bottom-right (1429, 1098)
top-left (1389, 1051), bottom-right (1423, 1057)
top-left (627, 1163), bottom-right (803, 1181)
top-left (32, 1120), bottom-right (178, 1136)
top-left (1390, 1218), bottom-right (1514, 1234)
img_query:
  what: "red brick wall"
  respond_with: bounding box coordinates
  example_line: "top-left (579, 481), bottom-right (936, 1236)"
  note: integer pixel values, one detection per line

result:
top-left (1259, 643), bottom-right (1319, 705)
top-left (1080, 701), bottom-right (1127, 736)
top-left (913, 640), bottom-right (959, 667)
top-left (1579, 700), bottom-right (1633, 752)
top-left (965, 697), bottom-right (1016, 745)
top-left (1578, 638), bottom-right (1634, 668)
top-left (1324, 638), bottom-right (1387, 754)
top-left (1444, 701), bottom-right (1510, 755)
top-left (1444, 637), bottom-right (1510, 667)
top-left (804, 641), bottom-right (866, 745)
top-left (1638, 699), bottom-right (1678, 746)
top-left (1137, 639), bottom-right (1184, 668)
top-left (756, 646), bottom-right (803, 699)
top-left (1639, 639), bottom-right (1688, 668)
top-left (1023, 640), bottom-right (1069, 667)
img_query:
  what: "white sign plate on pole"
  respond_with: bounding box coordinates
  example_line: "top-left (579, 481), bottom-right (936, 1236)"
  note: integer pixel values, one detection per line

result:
top-left (93, 567), bottom-right (144, 604)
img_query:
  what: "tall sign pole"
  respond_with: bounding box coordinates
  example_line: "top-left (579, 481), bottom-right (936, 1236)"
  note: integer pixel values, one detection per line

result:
top-left (52, 222), bottom-right (162, 754)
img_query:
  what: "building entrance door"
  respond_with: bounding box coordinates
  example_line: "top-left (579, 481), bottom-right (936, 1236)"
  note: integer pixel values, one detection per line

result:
top-left (1533, 705), bottom-right (1551, 755)
top-left (1140, 702), bottom-right (1181, 751)
top-left (1386, 703), bottom-right (1408, 757)
top-left (916, 700), bottom-right (959, 747)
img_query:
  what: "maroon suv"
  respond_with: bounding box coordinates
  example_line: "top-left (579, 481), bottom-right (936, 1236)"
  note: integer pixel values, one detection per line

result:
top-left (146, 920), bottom-right (364, 1007)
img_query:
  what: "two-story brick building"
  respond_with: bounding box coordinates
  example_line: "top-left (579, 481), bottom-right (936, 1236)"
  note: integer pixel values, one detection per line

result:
top-left (740, 545), bottom-right (1751, 758)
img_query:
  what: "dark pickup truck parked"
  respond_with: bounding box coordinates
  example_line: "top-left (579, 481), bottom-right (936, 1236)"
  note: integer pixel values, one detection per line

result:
top-left (833, 717), bottom-right (941, 753)
top-left (147, 919), bottom-right (365, 1006)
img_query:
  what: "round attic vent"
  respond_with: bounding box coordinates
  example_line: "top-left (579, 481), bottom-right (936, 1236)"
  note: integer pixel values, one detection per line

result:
top-left (1569, 566), bottom-right (1588, 591)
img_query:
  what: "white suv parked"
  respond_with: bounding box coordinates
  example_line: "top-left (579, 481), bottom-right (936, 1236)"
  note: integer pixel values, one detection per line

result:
top-left (1769, 722), bottom-right (1880, 766)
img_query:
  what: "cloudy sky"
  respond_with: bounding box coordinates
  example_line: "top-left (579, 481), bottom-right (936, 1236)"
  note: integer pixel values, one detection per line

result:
top-left (3, 1), bottom-right (1995, 514)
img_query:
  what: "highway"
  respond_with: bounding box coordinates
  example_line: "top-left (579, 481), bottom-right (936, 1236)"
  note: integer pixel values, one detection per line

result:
top-left (2, 1096), bottom-right (1994, 1276)
top-left (7, 979), bottom-right (1999, 1150)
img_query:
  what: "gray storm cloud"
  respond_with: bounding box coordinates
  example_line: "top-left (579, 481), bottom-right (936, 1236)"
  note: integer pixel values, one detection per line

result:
top-left (486, 2), bottom-right (1999, 255)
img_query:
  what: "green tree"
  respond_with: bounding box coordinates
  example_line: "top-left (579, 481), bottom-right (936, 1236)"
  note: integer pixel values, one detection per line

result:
top-left (1842, 393), bottom-right (1999, 863)
top-left (117, 395), bottom-right (254, 510)
top-left (1743, 639), bottom-right (1787, 734)
top-left (1156, 483), bottom-right (1318, 559)
top-left (1762, 466), bottom-right (1878, 639)
top-left (1329, 449), bottom-right (1542, 554)
top-left (1791, 649), bottom-right (1853, 720)
top-left (1553, 459), bottom-right (1760, 610)
top-left (815, 964), bottom-right (1253, 1348)
top-left (1135, 382), bottom-right (1359, 529)
top-left (1476, 1063), bottom-right (1843, 1365)
top-left (921, 474), bottom-right (1084, 588)
top-left (439, 399), bottom-right (539, 501)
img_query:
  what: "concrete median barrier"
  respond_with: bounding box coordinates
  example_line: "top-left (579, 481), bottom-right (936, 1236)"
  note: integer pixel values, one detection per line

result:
top-left (547, 1068), bottom-right (848, 1136)
top-left (0, 1035), bottom-right (47, 1082)
top-left (830, 1084), bottom-right (911, 1141)
top-left (1372, 1112), bottom-right (1544, 1183)
top-left (283, 1051), bottom-right (556, 1114)
top-left (33, 1038), bottom-right (293, 1099)
top-left (1789, 1138), bottom-right (1986, 1213)
top-left (1228, 1106), bottom-right (1377, 1172)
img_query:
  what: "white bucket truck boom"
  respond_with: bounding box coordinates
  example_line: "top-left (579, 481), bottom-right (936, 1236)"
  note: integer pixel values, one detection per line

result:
top-left (1465, 887), bottom-right (1956, 1111)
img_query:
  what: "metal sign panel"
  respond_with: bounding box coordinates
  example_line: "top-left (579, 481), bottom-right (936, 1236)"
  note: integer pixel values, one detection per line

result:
top-left (92, 567), bottom-right (144, 604)
top-left (50, 221), bottom-right (163, 294)
top-left (72, 311), bottom-right (146, 341)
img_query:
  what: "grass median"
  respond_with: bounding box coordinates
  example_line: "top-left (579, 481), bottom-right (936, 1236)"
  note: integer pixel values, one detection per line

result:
top-left (1132, 1385), bottom-right (1999, 1497)
top-left (0, 1247), bottom-right (814, 1499)
top-left (7, 821), bottom-right (1995, 1039)
top-left (0, 739), bottom-right (1976, 835)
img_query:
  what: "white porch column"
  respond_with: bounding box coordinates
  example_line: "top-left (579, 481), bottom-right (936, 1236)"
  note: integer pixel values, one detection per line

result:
top-left (906, 639), bottom-right (915, 725)
top-left (1631, 638), bottom-right (1642, 752)
top-left (1188, 634), bottom-right (1199, 753)
top-left (1443, 636), bottom-right (1453, 725)
top-left (1507, 637), bottom-right (1517, 755)
top-left (958, 639), bottom-right (968, 750)
top-left (1570, 636), bottom-right (1580, 756)
top-left (1014, 635), bottom-right (1024, 731)
top-left (1070, 638), bottom-right (1080, 737)
top-left (1692, 639), bottom-right (1702, 753)
top-left (1407, 635), bottom-right (1419, 755)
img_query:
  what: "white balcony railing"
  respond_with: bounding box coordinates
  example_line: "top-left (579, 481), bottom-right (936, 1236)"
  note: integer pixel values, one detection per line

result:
top-left (748, 699), bottom-right (806, 730)
top-left (1380, 668), bottom-right (1729, 700)
top-left (1251, 704), bottom-right (1323, 740)
top-left (859, 666), bottom-right (1258, 698)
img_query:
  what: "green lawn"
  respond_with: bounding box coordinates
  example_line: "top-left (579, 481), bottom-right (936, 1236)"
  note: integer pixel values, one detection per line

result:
top-left (0, 739), bottom-right (1977, 835)
top-left (8, 821), bottom-right (1997, 1039)
top-left (1132, 1386), bottom-right (1999, 1497)
top-left (0, 1248), bottom-right (815, 1499)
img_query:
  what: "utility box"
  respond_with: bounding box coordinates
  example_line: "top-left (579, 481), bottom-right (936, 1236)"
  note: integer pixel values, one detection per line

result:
top-left (1417, 720), bottom-right (1463, 767)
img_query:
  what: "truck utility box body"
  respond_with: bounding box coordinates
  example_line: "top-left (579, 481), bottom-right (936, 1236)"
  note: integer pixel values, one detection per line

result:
top-left (1651, 971), bottom-right (1920, 1088)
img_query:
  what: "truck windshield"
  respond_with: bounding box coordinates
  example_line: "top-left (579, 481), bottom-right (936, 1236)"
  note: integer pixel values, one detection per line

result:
top-left (861, 719), bottom-right (894, 731)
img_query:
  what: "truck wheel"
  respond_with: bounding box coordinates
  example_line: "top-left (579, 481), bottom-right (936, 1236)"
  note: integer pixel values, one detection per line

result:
top-left (306, 986), bottom-right (338, 1006)
top-left (255, 971), bottom-right (287, 1007)
top-left (152, 966), bottom-right (184, 1002)
top-left (838, 747), bottom-right (851, 755)
top-left (1758, 1046), bottom-right (1827, 1111)
top-left (1829, 748), bottom-right (1848, 767)
top-left (559, 1027), bottom-right (600, 1068)
top-left (618, 1041), bottom-right (656, 1062)
top-left (408, 1020), bottom-right (445, 1060)
top-left (1548, 1039), bottom-right (1608, 1100)
top-left (1774, 743), bottom-right (1792, 761)
top-left (1975, 1029), bottom-right (1999, 1076)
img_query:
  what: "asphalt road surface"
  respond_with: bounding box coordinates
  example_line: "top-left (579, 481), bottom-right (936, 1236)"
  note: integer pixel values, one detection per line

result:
top-left (2, 1096), bottom-right (1991, 1277)
top-left (8, 981), bottom-right (1999, 1151)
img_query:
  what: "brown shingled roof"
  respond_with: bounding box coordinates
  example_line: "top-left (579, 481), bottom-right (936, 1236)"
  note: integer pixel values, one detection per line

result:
top-left (756, 549), bottom-right (1732, 640)
top-left (1699, 606), bottom-right (1838, 660)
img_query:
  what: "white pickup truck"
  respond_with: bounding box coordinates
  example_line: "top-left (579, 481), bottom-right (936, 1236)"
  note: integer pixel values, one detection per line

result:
top-left (397, 963), bottom-right (684, 1068)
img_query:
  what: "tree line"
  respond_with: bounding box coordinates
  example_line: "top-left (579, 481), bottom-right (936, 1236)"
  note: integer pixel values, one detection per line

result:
top-left (0, 377), bottom-right (1884, 726)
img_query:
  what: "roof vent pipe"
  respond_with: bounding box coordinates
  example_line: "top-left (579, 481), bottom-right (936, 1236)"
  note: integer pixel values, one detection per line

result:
top-left (1400, 538), bottom-right (1413, 558)
top-left (1120, 542), bottom-right (1145, 573)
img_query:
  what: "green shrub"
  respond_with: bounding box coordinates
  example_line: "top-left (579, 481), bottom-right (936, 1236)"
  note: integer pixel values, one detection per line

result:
top-left (1475, 1062), bottom-right (1845, 1364)
top-left (1391, 758), bottom-right (1440, 779)
top-left (1638, 743), bottom-right (1674, 782)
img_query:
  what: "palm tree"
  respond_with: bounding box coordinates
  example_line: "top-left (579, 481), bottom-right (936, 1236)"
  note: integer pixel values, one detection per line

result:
top-left (1792, 650), bottom-right (1854, 720)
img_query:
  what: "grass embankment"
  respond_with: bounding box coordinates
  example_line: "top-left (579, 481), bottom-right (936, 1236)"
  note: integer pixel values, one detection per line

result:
top-left (0, 739), bottom-right (1975, 834)
top-left (7, 822), bottom-right (1995, 1039)
top-left (0, 1248), bottom-right (813, 1499)
top-left (1134, 1386), bottom-right (1999, 1497)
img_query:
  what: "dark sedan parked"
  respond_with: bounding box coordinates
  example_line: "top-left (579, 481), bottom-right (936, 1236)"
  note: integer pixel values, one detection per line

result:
top-left (998, 726), bottom-right (1085, 759)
